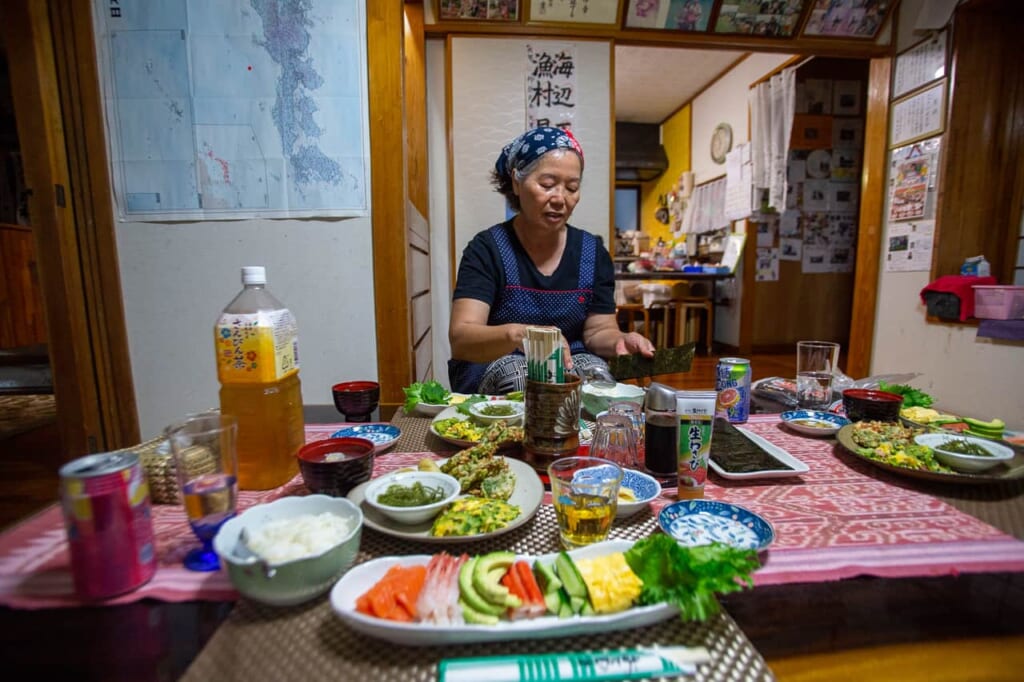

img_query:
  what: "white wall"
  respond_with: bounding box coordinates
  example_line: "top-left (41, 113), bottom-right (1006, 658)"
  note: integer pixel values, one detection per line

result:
top-left (449, 37), bottom-right (612, 261)
top-left (426, 38), bottom-right (452, 386)
top-left (118, 219), bottom-right (377, 439)
top-left (690, 53), bottom-right (794, 347)
top-left (868, 0), bottom-right (1024, 429)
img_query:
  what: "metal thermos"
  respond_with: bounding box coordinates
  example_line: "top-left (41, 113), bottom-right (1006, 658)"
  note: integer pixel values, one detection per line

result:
top-left (644, 382), bottom-right (678, 477)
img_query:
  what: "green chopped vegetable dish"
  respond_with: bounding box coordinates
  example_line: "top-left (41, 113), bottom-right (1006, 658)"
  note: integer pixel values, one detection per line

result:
top-left (402, 380), bottom-right (451, 412)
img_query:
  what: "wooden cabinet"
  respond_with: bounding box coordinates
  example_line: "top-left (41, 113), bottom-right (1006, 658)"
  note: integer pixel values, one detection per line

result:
top-left (0, 223), bottom-right (46, 349)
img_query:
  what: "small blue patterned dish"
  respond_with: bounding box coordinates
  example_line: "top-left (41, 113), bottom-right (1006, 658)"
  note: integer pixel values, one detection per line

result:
top-left (781, 409), bottom-right (850, 437)
top-left (658, 500), bottom-right (774, 551)
top-left (331, 423), bottom-right (401, 453)
top-left (615, 469), bottom-right (661, 518)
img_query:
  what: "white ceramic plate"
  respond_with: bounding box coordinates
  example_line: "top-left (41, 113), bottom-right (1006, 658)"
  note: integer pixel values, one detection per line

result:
top-left (709, 425), bottom-right (809, 480)
top-left (346, 456), bottom-right (543, 543)
top-left (329, 539), bottom-right (678, 645)
top-left (331, 423), bottom-right (400, 453)
top-left (429, 405), bottom-right (521, 449)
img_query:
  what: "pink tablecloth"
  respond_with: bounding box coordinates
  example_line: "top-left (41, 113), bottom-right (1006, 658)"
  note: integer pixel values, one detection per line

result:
top-left (2, 418), bottom-right (1024, 609)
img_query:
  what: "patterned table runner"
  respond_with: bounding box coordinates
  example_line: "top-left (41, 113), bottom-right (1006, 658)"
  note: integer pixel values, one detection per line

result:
top-left (2, 415), bottom-right (1024, 609)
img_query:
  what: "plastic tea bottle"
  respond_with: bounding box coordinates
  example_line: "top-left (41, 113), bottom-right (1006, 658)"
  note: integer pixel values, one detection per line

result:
top-left (214, 266), bottom-right (304, 490)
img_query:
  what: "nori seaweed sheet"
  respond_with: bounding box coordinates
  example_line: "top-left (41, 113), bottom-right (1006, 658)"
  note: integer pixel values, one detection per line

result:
top-left (710, 418), bottom-right (794, 473)
top-left (607, 343), bottom-right (695, 381)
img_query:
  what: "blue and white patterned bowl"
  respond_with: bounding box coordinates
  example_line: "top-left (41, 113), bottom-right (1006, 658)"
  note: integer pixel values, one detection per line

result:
top-left (331, 423), bottom-right (401, 453)
top-left (780, 409), bottom-right (849, 437)
top-left (615, 469), bottom-right (661, 518)
top-left (658, 500), bottom-right (774, 551)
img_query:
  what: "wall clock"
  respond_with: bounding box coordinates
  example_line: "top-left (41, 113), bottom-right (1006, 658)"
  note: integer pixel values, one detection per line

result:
top-left (711, 123), bottom-right (733, 164)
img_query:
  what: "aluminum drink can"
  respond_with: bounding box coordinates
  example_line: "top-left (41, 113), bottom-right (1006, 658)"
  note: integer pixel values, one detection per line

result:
top-left (715, 357), bottom-right (752, 423)
top-left (59, 452), bottom-right (157, 600)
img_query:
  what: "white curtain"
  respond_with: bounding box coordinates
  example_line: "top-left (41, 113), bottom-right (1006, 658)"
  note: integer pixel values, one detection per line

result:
top-left (749, 67), bottom-right (796, 212)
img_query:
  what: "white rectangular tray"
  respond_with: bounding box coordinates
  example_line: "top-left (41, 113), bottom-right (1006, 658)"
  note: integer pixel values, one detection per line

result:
top-left (709, 425), bottom-right (809, 480)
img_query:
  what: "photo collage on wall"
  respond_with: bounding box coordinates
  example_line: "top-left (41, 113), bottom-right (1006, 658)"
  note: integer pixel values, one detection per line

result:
top-left (755, 77), bottom-right (863, 280)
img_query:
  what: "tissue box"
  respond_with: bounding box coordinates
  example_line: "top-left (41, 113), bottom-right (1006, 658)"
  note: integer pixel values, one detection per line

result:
top-left (973, 285), bottom-right (1024, 320)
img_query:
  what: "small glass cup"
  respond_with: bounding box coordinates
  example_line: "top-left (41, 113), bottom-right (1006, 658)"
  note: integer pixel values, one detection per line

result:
top-left (165, 413), bottom-right (239, 572)
top-left (589, 413), bottom-right (640, 470)
top-left (548, 456), bottom-right (623, 550)
top-left (607, 401), bottom-right (645, 463)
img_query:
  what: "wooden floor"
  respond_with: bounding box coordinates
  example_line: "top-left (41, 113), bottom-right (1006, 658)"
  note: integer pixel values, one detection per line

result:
top-left (0, 352), bottom-right (796, 530)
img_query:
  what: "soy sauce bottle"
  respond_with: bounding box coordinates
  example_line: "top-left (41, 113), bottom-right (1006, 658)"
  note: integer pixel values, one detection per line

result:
top-left (644, 382), bottom-right (678, 478)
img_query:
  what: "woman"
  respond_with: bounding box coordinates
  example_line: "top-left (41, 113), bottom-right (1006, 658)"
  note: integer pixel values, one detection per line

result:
top-left (448, 126), bottom-right (654, 394)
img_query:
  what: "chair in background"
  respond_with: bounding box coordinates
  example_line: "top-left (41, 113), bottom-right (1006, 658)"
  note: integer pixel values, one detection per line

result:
top-left (668, 281), bottom-right (714, 355)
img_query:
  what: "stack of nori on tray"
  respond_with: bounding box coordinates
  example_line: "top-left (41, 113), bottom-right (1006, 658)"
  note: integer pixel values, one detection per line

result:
top-left (710, 418), bottom-right (794, 474)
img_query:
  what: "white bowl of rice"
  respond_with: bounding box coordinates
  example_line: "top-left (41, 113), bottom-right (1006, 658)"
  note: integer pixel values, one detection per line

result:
top-left (214, 495), bottom-right (362, 606)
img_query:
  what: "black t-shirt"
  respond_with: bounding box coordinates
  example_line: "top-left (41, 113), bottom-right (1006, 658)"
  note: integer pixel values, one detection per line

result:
top-left (452, 221), bottom-right (616, 320)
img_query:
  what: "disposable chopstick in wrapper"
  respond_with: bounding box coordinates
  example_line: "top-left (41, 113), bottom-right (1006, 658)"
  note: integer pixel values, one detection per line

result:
top-left (524, 326), bottom-right (564, 383)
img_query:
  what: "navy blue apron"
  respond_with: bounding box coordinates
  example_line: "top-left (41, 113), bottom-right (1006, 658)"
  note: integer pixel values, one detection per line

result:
top-left (449, 223), bottom-right (597, 393)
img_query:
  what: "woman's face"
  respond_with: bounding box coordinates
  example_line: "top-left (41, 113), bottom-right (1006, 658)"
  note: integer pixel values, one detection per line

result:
top-left (512, 149), bottom-right (582, 234)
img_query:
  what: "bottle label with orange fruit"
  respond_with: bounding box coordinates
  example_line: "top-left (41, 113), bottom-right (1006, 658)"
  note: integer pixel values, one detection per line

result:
top-left (215, 309), bottom-right (299, 384)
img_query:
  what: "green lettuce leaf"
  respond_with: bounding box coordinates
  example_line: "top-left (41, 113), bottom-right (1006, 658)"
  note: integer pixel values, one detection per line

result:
top-left (624, 534), bottom-right (759, 622)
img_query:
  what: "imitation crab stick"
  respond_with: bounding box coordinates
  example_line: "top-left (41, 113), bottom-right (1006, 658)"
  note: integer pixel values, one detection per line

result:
top-left (500, 560), bottom-right (547, 619)
top-left (355, 564), bottom-right (427, 622)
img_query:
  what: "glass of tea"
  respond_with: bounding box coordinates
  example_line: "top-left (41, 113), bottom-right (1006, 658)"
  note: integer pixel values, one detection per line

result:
top-left (165, 413), bottom-right (239, 571)
top-left (548, 456), bottom-right (623, 550)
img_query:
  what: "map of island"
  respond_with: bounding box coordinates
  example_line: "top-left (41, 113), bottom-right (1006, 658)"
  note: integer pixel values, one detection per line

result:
top-left (94, 0), bottom-right (368, 220)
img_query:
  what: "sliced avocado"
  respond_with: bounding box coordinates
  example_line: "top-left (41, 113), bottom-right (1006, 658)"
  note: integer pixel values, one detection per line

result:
top-left (534, 560), bottom-right (563, 594)
top-left (458, 557), bottom-right (505, 616)
top-left (554, 552), bottom-right (589, 601)
top-left (963, 416), bottom-right (1005, 431)
top-left (472, 551), bottom-right (518, 607)
top-left (459, 598), bottom-right (500, 625)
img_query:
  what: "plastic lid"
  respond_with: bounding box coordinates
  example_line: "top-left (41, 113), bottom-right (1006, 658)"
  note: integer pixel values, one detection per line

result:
top-left (241, 266), bottom-right (266, 285)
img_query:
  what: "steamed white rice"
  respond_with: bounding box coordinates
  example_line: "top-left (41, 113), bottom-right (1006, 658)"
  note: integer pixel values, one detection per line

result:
top-left (246, 512), bottom-right (352, 564)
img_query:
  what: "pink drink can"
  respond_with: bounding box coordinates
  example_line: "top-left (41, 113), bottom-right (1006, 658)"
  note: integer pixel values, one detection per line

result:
top-left (59, 452), bottom-right (157, 600)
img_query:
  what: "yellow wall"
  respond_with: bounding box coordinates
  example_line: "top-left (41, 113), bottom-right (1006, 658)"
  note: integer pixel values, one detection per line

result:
top-left (640, 105), bottom-right (691, 246)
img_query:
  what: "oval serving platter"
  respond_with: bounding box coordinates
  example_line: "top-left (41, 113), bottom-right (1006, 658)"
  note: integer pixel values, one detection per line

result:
top-left (331, 423), bottom-right (401, 453)
top-left (429, 405), bottom-right (521, 449)
top-left (346, 456), bottom-right (543, 544)
top-left (658, 500), bottom-right (774, 551)
top-left (330, 539), bottom-right (678, 646)
top-left (835, 424), bottom-right (1024, 485)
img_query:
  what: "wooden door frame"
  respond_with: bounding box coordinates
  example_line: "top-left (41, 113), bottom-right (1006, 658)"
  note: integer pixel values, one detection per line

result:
top-left (2, 0), bottom-right (139, 456)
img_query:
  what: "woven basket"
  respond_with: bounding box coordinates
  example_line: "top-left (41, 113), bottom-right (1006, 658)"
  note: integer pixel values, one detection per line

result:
top-left (122, 437), bottom-right (217, 504)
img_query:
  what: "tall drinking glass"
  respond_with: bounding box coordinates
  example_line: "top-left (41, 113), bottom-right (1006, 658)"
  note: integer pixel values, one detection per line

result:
top-left (166, 413), bottom-right (239, 572)
top-left (796, 341), bottom-right (841, 409)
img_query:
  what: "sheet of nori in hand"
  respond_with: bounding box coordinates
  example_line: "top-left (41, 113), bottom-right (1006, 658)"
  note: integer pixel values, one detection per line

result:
top-left (710, 417), bottom-right (794, 473)
top-left (607, 343), bottom-right (695, 380)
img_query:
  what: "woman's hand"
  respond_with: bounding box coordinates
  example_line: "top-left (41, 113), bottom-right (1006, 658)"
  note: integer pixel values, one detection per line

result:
top-left (615, 331), bottom-right (656, 357)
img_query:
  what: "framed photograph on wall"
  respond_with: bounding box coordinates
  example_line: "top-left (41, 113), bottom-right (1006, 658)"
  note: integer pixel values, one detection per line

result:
top-left (527, 0), bottom-right (622, 26)
top-left (802, 0), bottom-right (894, 40)
top-left (437, 0), bottom-right (521, 21)
top-left (714, 0), bottom-right (804, 37)
top-left (625, 0), bottom-right (714, 31)
top-left (791, 115), bottom-right (833, 150)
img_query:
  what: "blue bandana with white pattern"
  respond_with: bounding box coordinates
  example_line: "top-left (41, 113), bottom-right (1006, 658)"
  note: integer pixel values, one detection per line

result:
top-left (494, 126), bottom-right (584, 181)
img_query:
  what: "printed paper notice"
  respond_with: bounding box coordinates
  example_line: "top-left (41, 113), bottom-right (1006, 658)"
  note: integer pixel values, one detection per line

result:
top-left (724, 143), bottom-right (752, 221)
top-left (756, 248), bottom-right (779, 282)
top-left (885, 220), bottom-right (935, 272)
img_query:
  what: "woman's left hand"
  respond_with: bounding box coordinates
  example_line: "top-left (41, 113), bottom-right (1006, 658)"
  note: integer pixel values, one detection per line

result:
top-left (615, 332), bottom-right (656, 358)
